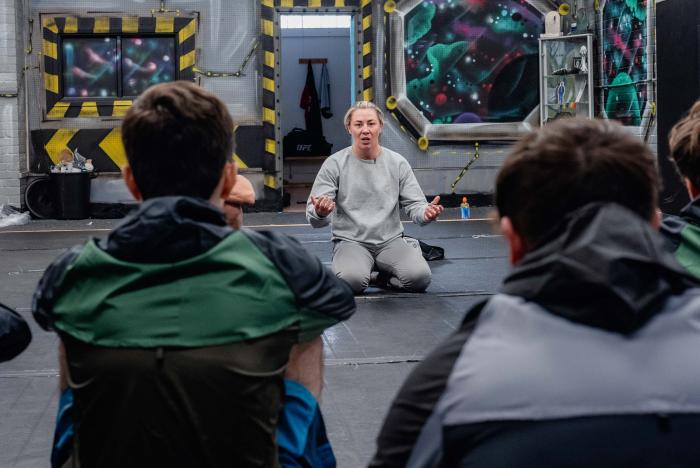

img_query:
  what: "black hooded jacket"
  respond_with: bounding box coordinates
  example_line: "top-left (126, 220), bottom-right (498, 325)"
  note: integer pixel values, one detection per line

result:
top-left (501, 202), bottom-right (697, 334)
top-left (372, 203), bottom-right (700, 468)
top-left (0, 302), bottom-right (31, 362)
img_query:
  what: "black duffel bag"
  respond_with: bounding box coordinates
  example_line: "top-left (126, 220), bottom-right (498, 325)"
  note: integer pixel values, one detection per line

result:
top-left (283, 128), bottom-right (333, 157)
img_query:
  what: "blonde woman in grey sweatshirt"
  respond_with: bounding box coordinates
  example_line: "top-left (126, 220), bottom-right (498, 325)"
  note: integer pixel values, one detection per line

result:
top-left (307, 101), bottom-right (443, 293)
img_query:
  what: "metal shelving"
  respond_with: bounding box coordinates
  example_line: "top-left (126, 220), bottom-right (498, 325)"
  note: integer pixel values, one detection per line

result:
top-left (539, 34), bottom-right (594, 125)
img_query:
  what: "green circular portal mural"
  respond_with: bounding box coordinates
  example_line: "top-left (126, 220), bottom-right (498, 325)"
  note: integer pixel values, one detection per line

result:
top-left (404, 0), bottom-right (544, 124)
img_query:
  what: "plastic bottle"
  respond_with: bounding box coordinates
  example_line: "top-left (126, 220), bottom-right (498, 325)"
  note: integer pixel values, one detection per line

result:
top-left (460, 196), bottom-right (471, 219)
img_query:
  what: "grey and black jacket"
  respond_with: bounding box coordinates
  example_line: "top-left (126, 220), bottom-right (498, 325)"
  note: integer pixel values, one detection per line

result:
top-left (372, 203), bottom-right (700, 468)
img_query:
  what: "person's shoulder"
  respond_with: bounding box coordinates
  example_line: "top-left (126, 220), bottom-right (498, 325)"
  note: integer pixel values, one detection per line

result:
top-left (663, 199), bottom-right (700, 237)
top-left (381, 147), bottom-right (410, 166)
top-left (243, 229), bottom-right (355, 320)
top-left (660, 213), bottom-right (689, 254)
top-left (661, 213), bottom-right (684, 234)
top-left (381, 146), bottom-right (404, 159)
top-left (45, 243), bottom-right (89, 280)
top-left (660, 286), bottom-right (700, 326)
top-left (316, 148), bottom-right (349, 173)
top-left (32, 243), bottom-right (88, 331)
top-left (241, 229), bottom-right (316, 268)
top-left (381, 148), bottom-right (414, 178)
top-left (328, 147), bottom-right (352, 163)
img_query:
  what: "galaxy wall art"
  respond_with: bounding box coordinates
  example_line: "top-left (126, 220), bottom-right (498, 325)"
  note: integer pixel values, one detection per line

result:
top-left (61, 35), bottom-right (176, 99)
top-left (62, 37), bottom-right (118, 98)
top-left (404, 0), bottom-right (542, 124)
top-left (386, 0), bottom-right (546, 142)
top-left (122, 37), bottom-right (176, 96)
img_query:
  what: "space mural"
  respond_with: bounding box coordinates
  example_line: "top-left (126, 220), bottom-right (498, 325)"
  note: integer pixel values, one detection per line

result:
top-left (403, 0), bottom-right (544, 124)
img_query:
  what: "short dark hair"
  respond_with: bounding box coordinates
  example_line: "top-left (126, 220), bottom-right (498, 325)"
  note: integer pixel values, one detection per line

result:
top-left (121, 81), bottom-right (234, 199)
top-left (496, 118), bottom-right (659, 248)
top-left (669, 100), bottom-right (700, 189)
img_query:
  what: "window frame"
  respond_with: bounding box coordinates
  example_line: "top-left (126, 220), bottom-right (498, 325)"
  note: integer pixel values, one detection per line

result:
top-left (384, 0), bottom-right (552, 144)
top-left (41, 15), bottom-right (197, 120)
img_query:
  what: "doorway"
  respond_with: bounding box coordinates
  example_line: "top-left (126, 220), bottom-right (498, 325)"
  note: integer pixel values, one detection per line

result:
top-left (278, 13), bottom-right (355, 211)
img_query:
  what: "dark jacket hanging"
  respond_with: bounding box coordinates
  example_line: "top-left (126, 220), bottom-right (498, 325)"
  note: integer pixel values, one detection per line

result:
top-left (300, 62), bottom-right (323, 136)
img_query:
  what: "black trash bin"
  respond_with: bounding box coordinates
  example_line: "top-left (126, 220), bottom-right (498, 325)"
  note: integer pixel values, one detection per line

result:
top-left (50, 172), bottom-right (91, 219)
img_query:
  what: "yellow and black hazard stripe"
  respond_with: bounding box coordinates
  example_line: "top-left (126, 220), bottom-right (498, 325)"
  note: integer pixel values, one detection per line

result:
top-left (259, 0), bottom-right (372, 202)
top-left (361, 0), bottom-right (373, 102)
top-left (260, 0), bottom-right (276, 177)
top-left (30, 128), bottom-right (127, 173)
top-left (260, 0), bottom-right (278, 201)
top-left (30, 125), bottom-right (267, 175)
top-left (42, 15), bottom-right (197, 119)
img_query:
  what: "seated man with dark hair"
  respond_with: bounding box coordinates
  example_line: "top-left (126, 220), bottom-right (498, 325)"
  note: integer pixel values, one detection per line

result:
top-left (661, 100), bottom-right (700, 277)
top-left (34, 81), bottom-right (355, 468)
top-left (371, 118), bottom-right (700, 467)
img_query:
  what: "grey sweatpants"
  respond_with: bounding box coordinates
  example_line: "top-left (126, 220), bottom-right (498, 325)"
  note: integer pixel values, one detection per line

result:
top-left (332, 237), bottom-right (431, 294)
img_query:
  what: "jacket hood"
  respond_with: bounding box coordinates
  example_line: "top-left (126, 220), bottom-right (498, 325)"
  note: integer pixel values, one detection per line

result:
top-left (680, 195), bottom-right (700, 222)
top-left (660, 196), bottom-right (700, 250)
top-left (103, 196), bottom-right (231, 263)
top-left (501, 203), bottom-right (698, 334)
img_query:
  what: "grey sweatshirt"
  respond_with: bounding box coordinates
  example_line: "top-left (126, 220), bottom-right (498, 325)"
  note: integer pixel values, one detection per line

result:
top-left (306, 146), bottom-right (430, 246)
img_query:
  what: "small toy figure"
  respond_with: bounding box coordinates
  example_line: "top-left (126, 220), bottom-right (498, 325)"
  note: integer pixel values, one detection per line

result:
top-left (579, 45), bottom-right (588, 73)
top-left (556, 80), bottom-right (566, 112)
top-left (460, 196), bottom-right (471, 219)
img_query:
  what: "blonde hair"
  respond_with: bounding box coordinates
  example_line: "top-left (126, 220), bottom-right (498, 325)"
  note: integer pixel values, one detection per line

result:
top-left (344, 101), bottom-right (384, 128)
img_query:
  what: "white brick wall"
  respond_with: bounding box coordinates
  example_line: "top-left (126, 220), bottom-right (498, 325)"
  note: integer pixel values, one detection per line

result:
top-left (0, 0), bottom-right (19, 207)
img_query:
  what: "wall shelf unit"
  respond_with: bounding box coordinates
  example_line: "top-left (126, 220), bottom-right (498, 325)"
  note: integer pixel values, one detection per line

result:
top-left (539, 33), bottom-right (594, 125)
